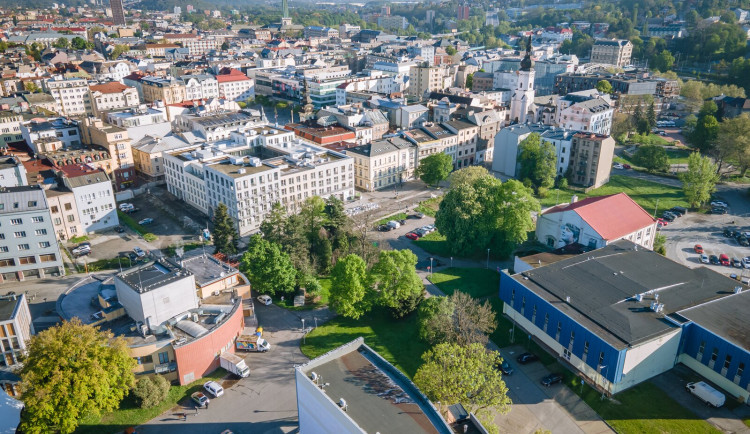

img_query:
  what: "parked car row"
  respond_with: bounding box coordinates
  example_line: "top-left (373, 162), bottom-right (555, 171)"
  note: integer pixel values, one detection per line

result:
top-left (661, 206), bottom-right (688, 223)
top-left (723, 228), bottom-right (750, 247)
top-left (698, 245), bottom-right (750, 269)
top-left (612, 163), bottom-right (631, 170)
top-left (405, 224), bottom-right (436, 240)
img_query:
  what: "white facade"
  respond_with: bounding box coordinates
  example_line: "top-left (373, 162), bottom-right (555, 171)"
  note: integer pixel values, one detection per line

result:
top-left (46, 77), bottom-right (92, 116)
top-left (492, 125), bottom-right (572, 178)
top-left (64, 172), bottom-right (119, 233)
top-left (217, 78), bottom-right (255, 102)
top-left (181, 75), bottom-right (220, 101)
top-left (556, 98), bottom-right (614, 135)
top-left (510, 68), bottom-right (535, 124)
top-left (114, 267), bottom-right (198, 328)
top-left (89, 85), bottom-right (140, 116)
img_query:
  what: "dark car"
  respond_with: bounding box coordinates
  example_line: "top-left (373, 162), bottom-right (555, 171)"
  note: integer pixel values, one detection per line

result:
top-left (541, 373), bottom-right (563, 387)
top-left (127, 252), bottom-right (138, 262)
top-left (725, 228), bottom-right (735, 237)
top-left (739, 237), bottom-right (750, 247)
top-left (661, 213), bottom-right (675, 222)
top-left (399, 219), bottom-right (407, 225)
top-left (622, 164), bottom-right (631, 169)
top-left (732, 257), bottom-right (743, 268)
top-left (378, 224), bottom-right (391, 232)
top-left (709, 254), bottom-right (720, 265)
top-left (669, 206), bottom-right (688, 216)
top-left (115, 226), bottom-right (125, 233)
top-left (496, 360), bottom-right (514, 376)
top-left (710, 207), bottom-right (728, 215)
top-left (516, 352), bottom-right (539, 365)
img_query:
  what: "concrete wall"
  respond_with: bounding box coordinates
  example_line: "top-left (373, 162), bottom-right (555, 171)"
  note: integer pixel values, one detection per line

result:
top-left (295, 367), bottom-right (367, 434)
top-left (617, 329), bottom-right (682, 393)
top-left (115, 274), bottom-right (198, 326)
top-left (71, 181), bottom-right (119, 233)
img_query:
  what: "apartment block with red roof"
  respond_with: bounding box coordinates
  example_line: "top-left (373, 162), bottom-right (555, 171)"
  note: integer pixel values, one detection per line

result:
top-left (89, 82), bottom-right (139, 117)
top-left (536, 193), bottom-right (657, 251)
top-left (215, 68), bottom-right (255, 102)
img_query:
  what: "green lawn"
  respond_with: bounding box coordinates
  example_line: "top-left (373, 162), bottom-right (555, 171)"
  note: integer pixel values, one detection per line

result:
top-left (117, 211), bottom-right (150, 235)
top-left (665, 149), bottom-right (692, 165)
top-left (563, 377), bottom-right (721, 434)
top-left (415, 196), bottom-right (442, 217)
top-left (300, 307), bottom-right (428, 379)
top-left (414, 231), bottom-right (453, 257)
top-left (376, 212), bottom-right (408, 226)
top-left (541, 175), bottom-right (687, 212)
top-left (428, 267), bottom-right (499, 298)
top-left (76, 369), bottom-right (227, 434)
top-left (273, 277), bottom-right (331, 311)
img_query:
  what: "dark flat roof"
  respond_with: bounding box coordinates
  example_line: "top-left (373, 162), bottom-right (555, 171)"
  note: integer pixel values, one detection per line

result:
top-left (117, 259), bottom-right (192, 294)
top-left (680, 290), bottom-right (750, 351)
top-left (516, 240), bottom-right (745, 349)
top-left (0, 297), bottom-right (20, 322)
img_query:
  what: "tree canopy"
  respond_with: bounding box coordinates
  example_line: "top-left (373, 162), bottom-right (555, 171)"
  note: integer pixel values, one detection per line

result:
top-left (632, 144), bottom-right (669, 173)
top-left (20, 319), bottom-right (135, 434)
top-left (596, 80), bottom-right (612, 94)
top-left (416, 152), bottom-right (453, 187)
top-left (240, 235), bottom-right (297, 296)
top-left (369, 249), bottom-right (424, 318)
top-left (418, 291), bottom-right (497, 346)
top-left (329, 254), bottom-right (371, 319)
top-left (212, 202), bottom-right (239, 255)
top-left (681, 153), bottom-right (719, 208)
top-left (517, 133), bottom-right (556, 193)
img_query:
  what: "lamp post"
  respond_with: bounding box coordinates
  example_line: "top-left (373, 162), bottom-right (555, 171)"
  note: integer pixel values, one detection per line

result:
top-left (301, 319), bottom-right (306, 344)
top-left (429, 257), bottom-right (434, 278)
top-left (450, 256), bottom-right (453, 268)
top-left (599, 365), bottom-right (608, 400)
top-left (486, 249), bottom-right (490, 269)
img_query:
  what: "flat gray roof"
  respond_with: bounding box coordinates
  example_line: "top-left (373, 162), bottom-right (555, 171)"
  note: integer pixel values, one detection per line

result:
top-left (516, 240), bottom-right (745, 349)
top-left (679, 290), bottom-right (750, 351)
top-left (117, 259), bottom-right (192, 294)
top-left (299, 338), bottom-right (452, 434)
top-left (0, 296), bottom-right (20, 322)
top-left (181, 251), bottom-right (238, 287)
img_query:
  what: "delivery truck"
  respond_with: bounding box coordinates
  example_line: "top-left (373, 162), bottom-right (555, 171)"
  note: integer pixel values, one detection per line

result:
top-left (220, 352), bottom-right (250, 378)
top-left (236, 327), bottom-right (271, 352)
top-left (686, 381), bottom-right (725, 407)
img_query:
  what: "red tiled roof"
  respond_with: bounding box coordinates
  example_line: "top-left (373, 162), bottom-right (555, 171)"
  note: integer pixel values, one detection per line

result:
top-left (542, 193), bottom-right (655, 240)
top-left (58, 164), bottom-right (104, 178)
top-left (90, 82), bottom-right (131, 94)
top-left (216, 68), bottom-right (249, 83)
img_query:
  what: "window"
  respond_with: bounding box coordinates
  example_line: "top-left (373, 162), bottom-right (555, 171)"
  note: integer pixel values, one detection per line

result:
top-left (698, 341), bottom-right (706, 355)
top-left (569, 331), bottom-right (575, 347)
top-left (67, 215), bottom-right (75, 222)
top-left (598, 351), bottom-right (605, 366)
top-left (521, 296), bottom-right (525, 314)
top-left (134, 355), bottom-right (153, 365)
top-left (39, 254), bottom-right (56, 262)
top-left (39, 242), bottom-right (51, 248)
top-left (54, 218), bottom-right (61, 225)
top-left (34, 229), bottom-right (46, 236)
top-left (711, 348), bottom-right (719, 362)
top-left (724, 355), bottom-right (732, 370)
top-left (27, 201), bottom-right (37, 207)
top-left (510, 288), bottom-right (515, 304)
top-left (158, 351), bottom-right (169, 364)
top-left (0, 247), bottom-right (7, 252)
top-left (532, 305), bottom-right (537, 322)
top-left (32, 216), bottom-right (43, 223)
top-left (13, 232), bottom-right (25, 238)
top-left (64, 203), bottom-right (72, 211)
top-left (17, 244), bottom-right (29, 250)
top-left (18, 256), bottom-right (36, 265)
top-left (10, 219), bottom-right (21, 225)
top-left (0, 258), bottom-right (14, 267)
top-left (51, 206), bottom-right (59, 213)
top-left (738, 363), bottom-right (745, 378)
top-left (543, 313), bottom-right (549, 331)
top-left (583, 341), bottom-right (589, 357)
top-left (556, 321), bottom-right (562, 340)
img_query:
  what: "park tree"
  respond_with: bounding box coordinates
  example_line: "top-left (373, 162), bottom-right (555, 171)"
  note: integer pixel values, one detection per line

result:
top-left (418, 291), bottom-right (497, 346)
top-left (414, 343), bottom-right (511, 432)
top-left (596, 79), bottom-right (613, 94)
top-left (329, 254), bottom-right (371, 319)
top-left (19, 319), bottom-right (135, 434)
top-left (632, 144), bottom-right (669, 173)
top-left (132, 375), bottom-right (170, 409)
top-left (466, 72), bottom-right (474, 90)
top-left (680, 153), bottom-right (720, 208)
top-left (53, 37), bottom-right (70, 49)
top-left (646, 101), bottom-right (657, 131)
top-left (240, 235), bottom-right (297, 295)
top-left (109, 44), bottom-right (129, 60)
top-left (370, 249), bottom-right (424, 318)
top-left (449, 166), bottom-right (489, 188)
top-left (716, 114), bottom-right (750, 176)
top-left (651, 49), bottom-right (675, 71)
top-left (611, 112), bottom-right (634, 143)
top-left (212, 202), bottom-right (239, 255)
top-left (688, 115), bottom-right (719, 153)
top-left (71, 37), bottom-right (91, 50)
top-left (416, 152), bottom-right (453, 187)
top-left (517, 133), bottom-right (556, 193)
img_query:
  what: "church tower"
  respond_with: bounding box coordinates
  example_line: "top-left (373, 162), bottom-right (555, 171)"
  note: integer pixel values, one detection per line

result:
top-left (510, 36), bottom-right (536, 124)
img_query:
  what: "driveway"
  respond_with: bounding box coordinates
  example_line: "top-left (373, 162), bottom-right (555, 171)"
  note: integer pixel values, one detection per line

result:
top-left (139, 303), bottom-right (333, 434)
top-left (494, 345), bottom-right (613, 434)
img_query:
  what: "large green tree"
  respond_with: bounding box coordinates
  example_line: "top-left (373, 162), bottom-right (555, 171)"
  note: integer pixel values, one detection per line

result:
top-left (418, 291), bottom-right (496, 346)
top-left (370, 249), bottom-right (424, 318)
top-left (716, 114), bottom-right (750, 175)
top-left (517, 133), bottom-right (556, 192)
top-left (596, 79), bottom-right (612, 94)
top-left (688, 115), bottom-right (719, 153)
top-left (20, 319), bottom-right (135, 434)
top-left (240, 235), bottom-right (297, 295)
top-left (414, 343), bottom-right (511, 431)
top-left (417, 296), bottom-right (455, 344)
top-left (416, 152), bottom-right (453, 187)
top-left (651, 49), bottom-right (675, 71)
top-left (212, 202), bottom-right (239, 255)
top-left (436, 172), bottom-right (539, 256)
top-left (632, 144), bottom-right (669, 173)
top-left (53, 37), bottom-right (70, 49)
top-left (680, 153), bottom-right (720, 208)
top-left (329, 254), bottom-right (371, 319)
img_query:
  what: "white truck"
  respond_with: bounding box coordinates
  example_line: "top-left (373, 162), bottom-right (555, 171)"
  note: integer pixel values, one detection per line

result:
top-left (220, 352), bottom-right (250, 378)
top-left (686, 381), bottom-right (725, 407)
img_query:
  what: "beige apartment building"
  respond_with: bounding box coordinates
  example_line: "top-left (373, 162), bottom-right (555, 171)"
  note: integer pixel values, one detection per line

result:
top-left (346, 137), bottom-right (416, 191)
top-left (89, 82), bottom-right (140, 117)
top-left (569, 133), bottom-right (615, 189)
top-left (141, 77), bottom-right (186, 105)
top-left (78, 117), bottom-right (136, 191)
top-left (408, 64), bottom-right (451, 100)
top-left (590, 39), bottom-right (633, 67)
top-left (46, 189), bottom-right (82, 240)
top-left (443, 120), bottom-right (479, 169)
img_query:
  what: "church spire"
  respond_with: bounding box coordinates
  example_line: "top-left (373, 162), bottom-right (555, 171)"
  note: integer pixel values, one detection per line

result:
top-left (520, 35), bottom-right (534, 71)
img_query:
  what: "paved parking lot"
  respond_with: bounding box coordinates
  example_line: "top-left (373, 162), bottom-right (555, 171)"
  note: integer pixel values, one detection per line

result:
top-left (139, 301), bottom-right (333, 434)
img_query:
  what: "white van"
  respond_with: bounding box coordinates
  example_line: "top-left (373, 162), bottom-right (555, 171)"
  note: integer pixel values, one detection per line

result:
top-left (387, 220), bottom-right (401, 229)
top-left (203, 380), bottom-right (224, 398)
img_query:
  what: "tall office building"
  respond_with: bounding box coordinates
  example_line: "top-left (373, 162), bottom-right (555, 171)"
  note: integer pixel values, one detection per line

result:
top-left (457, 3), bottom-right (470, 20)
top-left (110, 0), bottom-right (126, 26)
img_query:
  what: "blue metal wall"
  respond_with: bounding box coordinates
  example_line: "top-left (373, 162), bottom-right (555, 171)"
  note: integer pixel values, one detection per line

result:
top-left (681, 322), bottom-right (750, 390)
top-left (499, 272), bottom-right (626, 384)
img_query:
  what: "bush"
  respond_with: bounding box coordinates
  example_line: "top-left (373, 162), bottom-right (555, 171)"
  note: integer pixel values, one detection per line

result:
top-left (132, 375), bottom-right (170, 409)
top-left (555, 176), bottom-right (568, 189)
top-left (143, 233), bottom-right (158, 242)
top-left (70, 235), bottom-right (89, 244)
top-left (537, 186), bottom-right (549, 198)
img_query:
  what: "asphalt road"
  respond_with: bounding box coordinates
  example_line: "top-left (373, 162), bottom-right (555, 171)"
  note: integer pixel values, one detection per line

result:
top-left (138, 303), bottom-right (333, 434)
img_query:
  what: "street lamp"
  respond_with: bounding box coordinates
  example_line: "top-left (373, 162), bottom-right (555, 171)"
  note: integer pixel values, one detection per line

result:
top-left (450, 256), bottom-right (453, 268)
top-left (429, 257), bottom-right (434, 277)
top-left (598, 365), bottom-right (608, 400)
top-left (301, 319), bottom-right (306, 345)
top-left (486, 249), bottom-right (490, 269)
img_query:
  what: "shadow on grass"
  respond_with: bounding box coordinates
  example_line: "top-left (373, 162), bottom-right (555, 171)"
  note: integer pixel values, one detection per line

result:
top-left (300, 307), bottom-right (428, 379)
top-left (428, 267), bottom-right (500, 298)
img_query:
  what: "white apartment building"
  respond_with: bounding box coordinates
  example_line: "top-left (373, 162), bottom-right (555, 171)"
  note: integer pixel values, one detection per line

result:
top-left (46, 189), bottom-right (82, 241)
top-left (60, 166), bottom-right (118, 233)
top-left (164, 135), bottom-right (354, 235)
top-left (557, 97), bottom-right (614, 135)
top-left (443, 120), bottom-right (479, 169)
top-left (0, 157), bottom-right (27, 188)
top-left (180, 75), bottom-right (220, 101)
top-left (216, 69), bottom-right (255, 102)
top-left (20, 118), bottom-right (81, 153)
top-left (45, 76), bottom-right (92, 116)
top-left (0, 114), bottom-right (25, 145)
top-left (184, 38), bottom-right (220, 56)
top-left (106, 106), bottom-right (172, 142)
top-left (89, 82), bottom-right (140, 117)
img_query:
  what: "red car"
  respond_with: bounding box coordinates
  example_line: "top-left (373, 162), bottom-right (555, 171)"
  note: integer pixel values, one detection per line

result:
top-left (622, 164), bottom-right (632, 169)
top-left (405, 232), bottom-right (419, 240)
top-left (657, 218), bottom-right (668, 227)
top-left (720, 254), bottom-right (731, 266)
top-left (694, 244), bottom-right (704, 254)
